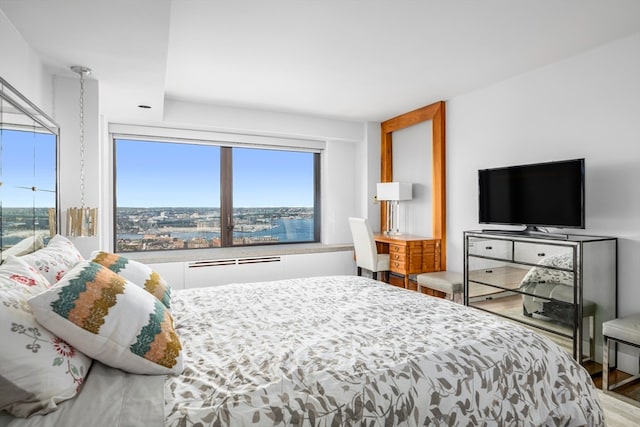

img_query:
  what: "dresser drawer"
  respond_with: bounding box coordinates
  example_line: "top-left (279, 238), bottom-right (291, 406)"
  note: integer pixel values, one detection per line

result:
top-left (513, 242), bottom-right (574, 267)
top-left (467, 237), bottom-right (513, 260)
top-left (468, 264), bottom-right (529, 289)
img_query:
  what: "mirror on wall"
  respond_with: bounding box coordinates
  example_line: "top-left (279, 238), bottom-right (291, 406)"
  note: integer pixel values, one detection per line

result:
top-left (0, 76), bottom-right (59, 260)
top-left (381, 101), bottom-right (446, 270)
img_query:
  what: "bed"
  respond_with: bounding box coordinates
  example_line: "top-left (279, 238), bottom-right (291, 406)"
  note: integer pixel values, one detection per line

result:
top-left (1, 239), bottom-right (604, 426)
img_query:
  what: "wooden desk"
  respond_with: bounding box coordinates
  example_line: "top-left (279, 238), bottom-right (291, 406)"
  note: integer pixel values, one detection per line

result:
top-left (374, 234), bottom-right (441, 289)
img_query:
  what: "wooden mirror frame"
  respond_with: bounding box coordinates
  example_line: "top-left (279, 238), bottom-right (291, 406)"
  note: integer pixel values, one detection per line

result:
top-left (380, 100), bottom-right (446, 270)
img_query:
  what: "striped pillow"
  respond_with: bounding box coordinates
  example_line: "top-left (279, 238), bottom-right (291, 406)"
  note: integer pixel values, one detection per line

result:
top-left (28, 261), bottom-right (183, 375)
top-left (91, 251), bottom-right (171, 309)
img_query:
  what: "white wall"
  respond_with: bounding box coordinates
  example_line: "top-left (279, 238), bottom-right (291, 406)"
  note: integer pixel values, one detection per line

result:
top-left (447, 32), bottom-right (640, 372)
top-left (0, 10), bottom-right (51, 116)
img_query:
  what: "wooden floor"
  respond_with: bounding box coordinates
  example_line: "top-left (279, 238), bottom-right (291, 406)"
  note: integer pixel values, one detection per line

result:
top-left (592, 369), bottom-right (640, 403)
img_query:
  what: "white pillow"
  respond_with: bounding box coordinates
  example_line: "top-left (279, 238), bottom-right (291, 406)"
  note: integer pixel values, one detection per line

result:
top-left (0, 256), bottom-right (92, 417)
top-left (1, 234), bottom-right (45, 261)
top-left (28, 260), bottom-right (183, 375)
top-left (20, 234), bottom-right (84, 284)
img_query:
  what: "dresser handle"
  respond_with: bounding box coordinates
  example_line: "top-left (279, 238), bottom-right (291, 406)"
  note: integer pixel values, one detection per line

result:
top-left (394, 254), bottom-right (400, 259)
top-left (537, 252), bottom-right (546, 257)
top-left (485, 269), bottom-right (493, 274)
top-left (485, 246), bottom-right (493, 250)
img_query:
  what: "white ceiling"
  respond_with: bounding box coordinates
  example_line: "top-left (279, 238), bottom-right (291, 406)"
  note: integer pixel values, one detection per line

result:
top-left (2, 0), bottom-right (640, 123)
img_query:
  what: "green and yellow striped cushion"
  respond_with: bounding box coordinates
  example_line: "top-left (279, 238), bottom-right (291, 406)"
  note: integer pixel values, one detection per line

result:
top-left (28, 261), bottom-right (183, 375)
top-left (91, 251), bottom-right (171, 309)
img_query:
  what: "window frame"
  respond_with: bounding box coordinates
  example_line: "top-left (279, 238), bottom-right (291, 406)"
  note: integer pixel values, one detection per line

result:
top-left (111, 130), bottom-right (322, 253)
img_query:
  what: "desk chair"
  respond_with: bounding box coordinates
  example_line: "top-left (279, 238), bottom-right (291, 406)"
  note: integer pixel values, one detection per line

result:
top-left (348, 217), bottom-right (390, 282)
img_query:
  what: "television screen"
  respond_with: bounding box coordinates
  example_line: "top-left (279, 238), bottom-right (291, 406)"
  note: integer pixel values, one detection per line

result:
top-left (478, 158), bottom-right (585, 230)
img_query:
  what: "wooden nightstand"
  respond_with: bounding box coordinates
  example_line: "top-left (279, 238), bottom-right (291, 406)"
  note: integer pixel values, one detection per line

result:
top-left (374, 234), bottom-right (441, 288)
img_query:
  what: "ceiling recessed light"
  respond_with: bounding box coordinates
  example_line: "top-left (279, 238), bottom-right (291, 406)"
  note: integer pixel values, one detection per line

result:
top-left (138, 104), bottom-right (152, 109)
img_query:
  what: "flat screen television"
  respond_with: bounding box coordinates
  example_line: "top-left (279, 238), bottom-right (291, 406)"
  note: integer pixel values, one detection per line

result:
top-left (478, 158), bottom-right (585, 232)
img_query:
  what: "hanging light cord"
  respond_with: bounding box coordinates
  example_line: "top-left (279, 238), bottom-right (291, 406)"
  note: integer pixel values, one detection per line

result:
top-left (78, 69), bottom-right (86, 209)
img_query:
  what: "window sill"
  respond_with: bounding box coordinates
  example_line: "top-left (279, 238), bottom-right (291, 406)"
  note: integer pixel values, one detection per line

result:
top-left (122, 242), bottom-right (354, 265)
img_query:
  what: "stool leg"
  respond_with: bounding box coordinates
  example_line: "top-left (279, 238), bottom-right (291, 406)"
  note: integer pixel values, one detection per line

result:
top-left (589, 316), bottom-right (595, 363)
top-left (603, 336), bottom-right (610, 391)
top-left (453, 292), bottom-right (463, 304)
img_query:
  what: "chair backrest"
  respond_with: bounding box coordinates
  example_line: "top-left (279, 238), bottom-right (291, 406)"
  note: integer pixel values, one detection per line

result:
top-left (348, 217), bottom-right (378, 271)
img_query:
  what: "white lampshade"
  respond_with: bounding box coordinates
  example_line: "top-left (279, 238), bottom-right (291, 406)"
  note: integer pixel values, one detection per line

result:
top-left (376, 182), bottom-right (413, 201)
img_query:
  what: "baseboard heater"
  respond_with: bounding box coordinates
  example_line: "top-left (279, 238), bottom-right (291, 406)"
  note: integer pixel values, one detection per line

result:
top-left (187, 256), bottom-right (281, 268)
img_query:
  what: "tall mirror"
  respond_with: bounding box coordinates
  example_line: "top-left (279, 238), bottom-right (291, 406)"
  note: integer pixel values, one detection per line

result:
top-left (0, 76), bottom-right (59, 261)
top-left (381, 101), bottom-right (446, 269)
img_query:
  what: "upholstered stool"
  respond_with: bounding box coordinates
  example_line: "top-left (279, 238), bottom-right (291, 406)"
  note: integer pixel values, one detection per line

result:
top-left (416, 271), bottom-right (463, 303)
top-left (603, 313), bottom-right (640, 392)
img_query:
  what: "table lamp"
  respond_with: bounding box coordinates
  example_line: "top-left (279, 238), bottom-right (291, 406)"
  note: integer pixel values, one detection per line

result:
top-left (377, 182), bottom-right (412, 235)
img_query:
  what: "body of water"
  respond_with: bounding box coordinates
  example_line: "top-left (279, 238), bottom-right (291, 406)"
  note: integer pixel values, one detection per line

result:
top-left (118, 217), bottom-right (314, 242)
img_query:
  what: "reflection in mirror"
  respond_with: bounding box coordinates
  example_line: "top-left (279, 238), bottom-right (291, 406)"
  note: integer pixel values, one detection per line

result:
top-left (0, 76), bottom-right (59, 260)
top-left (391, 121), bottom-right (432, 235)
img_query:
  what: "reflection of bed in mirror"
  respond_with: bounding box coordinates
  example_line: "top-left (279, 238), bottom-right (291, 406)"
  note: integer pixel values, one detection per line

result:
top-left (0, 76), bottom-right (59, 259)
top-left (519, 252), bottom-right (582, 324)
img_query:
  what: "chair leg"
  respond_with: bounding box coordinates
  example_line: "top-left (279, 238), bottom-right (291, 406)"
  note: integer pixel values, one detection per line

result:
top-left (372, 272), bottom-right (378, 280)
top-left (357, 267), bottom-right (362, 276)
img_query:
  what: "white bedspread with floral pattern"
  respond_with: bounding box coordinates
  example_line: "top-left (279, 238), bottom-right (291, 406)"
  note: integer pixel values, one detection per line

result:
top-left (165, 275), bottom-right (603, 426)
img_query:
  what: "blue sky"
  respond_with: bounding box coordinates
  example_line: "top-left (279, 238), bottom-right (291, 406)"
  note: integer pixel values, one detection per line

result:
top-left (115, 139), bottom-right (314, 208)
top-left (1, 129), bottom-right (56, 207)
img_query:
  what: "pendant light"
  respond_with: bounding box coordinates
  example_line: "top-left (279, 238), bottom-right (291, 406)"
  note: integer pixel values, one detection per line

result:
top-left (66, 66), bottom-right (97, 237)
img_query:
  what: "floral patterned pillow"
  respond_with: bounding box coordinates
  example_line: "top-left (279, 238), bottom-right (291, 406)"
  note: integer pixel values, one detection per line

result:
top-left (20, 234), bottom-right (84, 284)
top-left (0, 256), bottom-right (92, 417)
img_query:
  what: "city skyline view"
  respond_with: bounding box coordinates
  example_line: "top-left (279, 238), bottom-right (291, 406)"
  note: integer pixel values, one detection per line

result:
top-left (115, 206), bottom-right (315, 252)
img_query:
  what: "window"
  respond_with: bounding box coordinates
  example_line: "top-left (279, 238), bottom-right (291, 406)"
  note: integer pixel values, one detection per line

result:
top-left (114, 138), bottom-right (319, 252)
